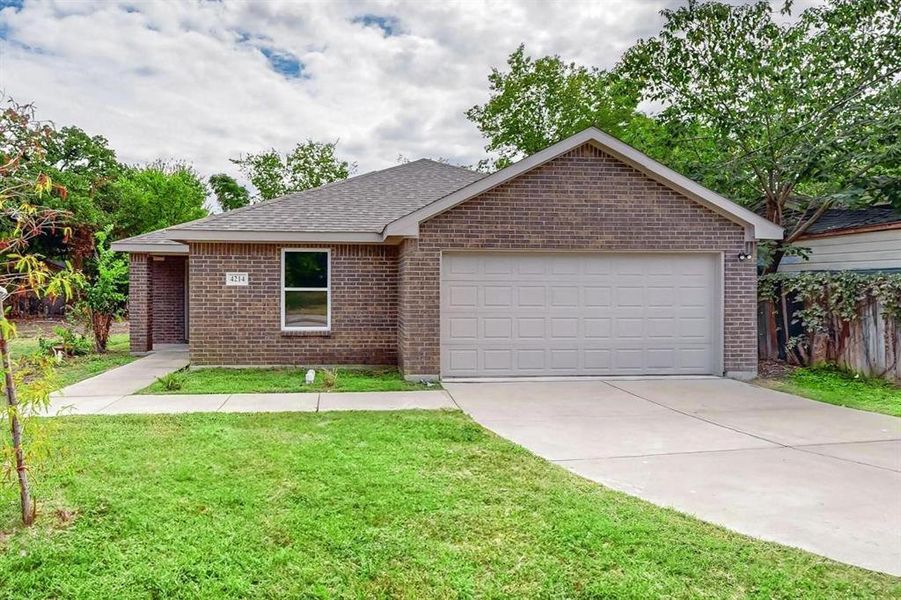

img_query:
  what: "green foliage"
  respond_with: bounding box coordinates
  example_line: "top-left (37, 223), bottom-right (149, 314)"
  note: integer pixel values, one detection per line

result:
top-left (156, 372), bottom-right (185, 391)
top-left (36, 126), bottom-right (123, 228)
top-left (320, 367), bottom-right (338, 390)
top-left (465, 45), bottom-right (644, 170)
top-left (620, 0), bottom-right (901, 268)
top-left (78, 228), bottom-right (128, 317)
top-left (110, 162), bottom-right (208, 235)
top-left (37, 325), bottom-right (92, 358)
top-left (0, 98), bottom-right (84, 525)
top-left (208, 173), bottom-right (250, 211)
top-left (232, 140), bottom-right (354, 200)
top-left (781, 365), bottom-right (901, 417)
top-left (759, 271), bottom-right (901, 363)
top-left (76, 228), bottom-right (129, 352)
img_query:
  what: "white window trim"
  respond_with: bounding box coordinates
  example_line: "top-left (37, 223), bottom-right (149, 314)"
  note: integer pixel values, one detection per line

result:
top-left (281, 248), bottom-right (331, 332)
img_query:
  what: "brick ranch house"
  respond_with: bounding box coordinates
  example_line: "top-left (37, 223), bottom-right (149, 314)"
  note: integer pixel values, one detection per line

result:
top-left (112, 128), bottom-right (782, 381)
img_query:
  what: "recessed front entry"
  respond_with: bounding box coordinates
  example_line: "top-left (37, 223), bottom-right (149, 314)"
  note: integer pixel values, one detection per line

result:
top-left (440, 252), bottom-right (722, 377)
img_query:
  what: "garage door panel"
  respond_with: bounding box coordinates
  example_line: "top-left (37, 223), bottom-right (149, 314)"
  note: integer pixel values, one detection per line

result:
top-left (484, 286), bottom-right (512, 307)
top-left (483, 317), bottom-right (512, 339)
top-left (441, 252), bottom-right (720, 377)
top-left (517, 287), bottom-right (546, 307)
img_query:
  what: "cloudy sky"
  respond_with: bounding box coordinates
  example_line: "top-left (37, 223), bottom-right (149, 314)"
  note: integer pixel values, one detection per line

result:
top-left (0, 0), bottom-right (811, 181)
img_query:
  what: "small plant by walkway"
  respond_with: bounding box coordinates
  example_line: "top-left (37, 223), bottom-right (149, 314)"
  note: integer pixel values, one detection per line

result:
top-left (141, 367), bottom-right (437, 395)
top-left (759, 365), bottom-right (901, 417)
top-left (0, 411), bottom-right (896, 598)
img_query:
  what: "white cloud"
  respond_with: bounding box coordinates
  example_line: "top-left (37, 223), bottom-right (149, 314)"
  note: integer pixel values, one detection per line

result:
top-left (0, 0), bottom-right (819, 183)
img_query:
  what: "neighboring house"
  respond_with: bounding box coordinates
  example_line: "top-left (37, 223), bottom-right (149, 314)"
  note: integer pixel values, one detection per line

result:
top-left (111, 128), bottom-right (781, 380)
top-left (779, 206), bottom-right (901, 273)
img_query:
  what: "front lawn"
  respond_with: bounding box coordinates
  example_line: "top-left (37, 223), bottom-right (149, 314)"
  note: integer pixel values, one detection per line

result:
top-left (0, 412), bottom-right (895, 598)
top-left (9, 332), bottom-right (135, 390)
top-left (141, 366), bottom-right (436, 394)
top-left (760, 365), bottom-right (901, 417)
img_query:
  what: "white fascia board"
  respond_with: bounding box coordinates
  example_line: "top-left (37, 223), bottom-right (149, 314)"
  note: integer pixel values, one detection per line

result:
top-left (167, 229), bottom-right (385, 244)
top-left (381, 127), bottom-right (783, 241)
top-left (110, 242), bottom-right (188, 255)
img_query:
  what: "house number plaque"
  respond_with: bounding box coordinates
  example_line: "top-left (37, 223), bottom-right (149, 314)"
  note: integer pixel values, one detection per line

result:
top-left (225, 272), bottom-right (249, 286)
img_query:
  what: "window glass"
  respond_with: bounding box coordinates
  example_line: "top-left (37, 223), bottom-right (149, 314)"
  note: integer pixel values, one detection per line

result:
top-left (284, 291), bottom-right (328, 328)
top-left (283, 251), bottom-right (329, 330)
top-left (284, 252), bottom-right (328, 288)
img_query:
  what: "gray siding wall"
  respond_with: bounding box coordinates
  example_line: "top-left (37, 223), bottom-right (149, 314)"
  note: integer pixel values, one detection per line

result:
top-left (780, 229), bottom-right (901, 272)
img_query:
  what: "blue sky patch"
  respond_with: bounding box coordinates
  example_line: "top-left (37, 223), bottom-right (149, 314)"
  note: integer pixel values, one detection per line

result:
top-left (259, 46), bottom-right (306, 79)
top-left (0, 1), bottom-right (24, 11)
top-left (352, 14), bottom-right (402, 37)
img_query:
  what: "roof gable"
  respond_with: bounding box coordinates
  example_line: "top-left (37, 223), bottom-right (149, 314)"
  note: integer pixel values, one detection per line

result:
top-left (383, 128), bottom-right (782, 241)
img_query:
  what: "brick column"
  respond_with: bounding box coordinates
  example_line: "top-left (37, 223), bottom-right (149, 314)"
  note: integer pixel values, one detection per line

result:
top-left (128, 254), bottom-right (153, 353)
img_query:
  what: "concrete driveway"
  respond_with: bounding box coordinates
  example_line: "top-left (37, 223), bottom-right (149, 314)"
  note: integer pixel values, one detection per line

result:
top-left (444, 378), bottom-right (901, 575)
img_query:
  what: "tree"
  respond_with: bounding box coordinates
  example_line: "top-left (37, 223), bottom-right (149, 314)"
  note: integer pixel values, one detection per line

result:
top-left (110, 162), bottom-right (208, 235)
top-left (466, 45), bottom-right (645, 170)
top-left (620, 0), bottom-right (901, 271)
top-left (232, 140), bottom-right (354, 201)
top-left (208, 173), bottom-right (250, 211)
top-left (0, 100), bottom-right (79, 526)
top-left (31, 126), bottom-right (123, 268)
top-left (77, 228), bottom-right (128, 353)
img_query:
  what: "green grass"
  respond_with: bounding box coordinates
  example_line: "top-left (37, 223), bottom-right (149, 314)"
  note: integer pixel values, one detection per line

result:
top-left (1, 412), bottom-right (895, 598)
top-left (8, 333), bottom-right (135, 390)
top-left (763, 366), bottom-right (901, 417)
top-left (141, 366), bottom-right (436, 394)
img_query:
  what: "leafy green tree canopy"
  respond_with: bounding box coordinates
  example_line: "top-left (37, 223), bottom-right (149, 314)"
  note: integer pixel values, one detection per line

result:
top-left (466, 45), bottom-right (645, 170)
top-left (208, 173), bottom-right (250, 211)
top-left (620, 0), bottom-right (901, 268)
top-left (232, 140), bottom-right (355, 201)
top-left (111, 162), bottom-right (208, 235)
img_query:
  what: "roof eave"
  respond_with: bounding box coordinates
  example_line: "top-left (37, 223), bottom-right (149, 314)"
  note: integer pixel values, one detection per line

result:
top-left (110, 242), bottom-right (188, 255)
top-left (167, 229), bottom-right (387, 244)
top-left (794, 222), bottom-right (901, 241)
top-left (382, 127), bottom-right (783, 241)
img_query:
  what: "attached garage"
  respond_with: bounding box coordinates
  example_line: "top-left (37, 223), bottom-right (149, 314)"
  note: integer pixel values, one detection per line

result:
top-left (441, 252), bottom-right (722, 378)
top-left (115, 127), bottom-right (781, 380)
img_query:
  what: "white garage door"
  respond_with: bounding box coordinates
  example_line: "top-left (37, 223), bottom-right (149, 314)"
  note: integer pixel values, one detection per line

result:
top-left (440, 252), bottom-right (721, 377)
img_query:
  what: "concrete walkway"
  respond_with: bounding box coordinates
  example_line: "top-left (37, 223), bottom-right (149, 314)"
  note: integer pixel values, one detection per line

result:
top-left (51, 346), bottom-right (190, 399)
top-left (46, 389), bottom-right (455, 415)
top-left (46, 347), bottom-right (454, 415)
top-left (444, 378), bottom-right (901, 575)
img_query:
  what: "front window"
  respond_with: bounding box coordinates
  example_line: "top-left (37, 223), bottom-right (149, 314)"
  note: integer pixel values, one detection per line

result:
top-left (282, 249), bottom-right (330, 331)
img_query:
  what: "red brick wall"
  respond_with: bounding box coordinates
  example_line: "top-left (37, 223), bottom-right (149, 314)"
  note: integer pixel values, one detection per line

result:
top-left (188, 243), bottom-right (397, 366)
top-left (151, 255), bottom-right (186, 344)
top-left (398, 143), bottom-right (757, 376)
top-left (128, 254), bottom-right (152, 353)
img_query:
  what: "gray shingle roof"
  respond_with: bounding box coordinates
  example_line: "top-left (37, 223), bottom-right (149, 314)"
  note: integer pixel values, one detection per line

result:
top-left (169, 159), bottom-right (484, 235)
top-left (804, 206), bottom-right (901, 235)
top-left (114, 228), bottom-right (185, 247)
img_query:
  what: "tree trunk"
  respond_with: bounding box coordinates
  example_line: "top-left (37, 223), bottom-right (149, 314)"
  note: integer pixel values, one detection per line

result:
top-left (760, 299), bottom-right (779, 360)
top-left (91, 311), bottom-right (112, 354)
top-left (763, 244), bottom-right (787, 275)
top-left (0, 324), bottom-right (35, 526)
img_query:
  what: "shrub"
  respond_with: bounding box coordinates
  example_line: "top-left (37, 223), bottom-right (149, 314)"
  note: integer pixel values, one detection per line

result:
top-left (321, 368), bottom-right (338, 390)
top-left (156, 372), bottom-right (185, 391)
top-left (77, 228), bottom-right (128, 353)
top-left (37, 326), bottom-right (92, 358)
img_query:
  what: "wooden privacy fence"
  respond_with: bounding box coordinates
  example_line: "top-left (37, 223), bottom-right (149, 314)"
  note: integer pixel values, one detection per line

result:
top-left (758, 272), bottom-right (901, 381)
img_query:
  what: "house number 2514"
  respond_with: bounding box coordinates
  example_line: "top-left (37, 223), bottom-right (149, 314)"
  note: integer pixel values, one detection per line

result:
top-left (225, 272), bottom-right (249, 286)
